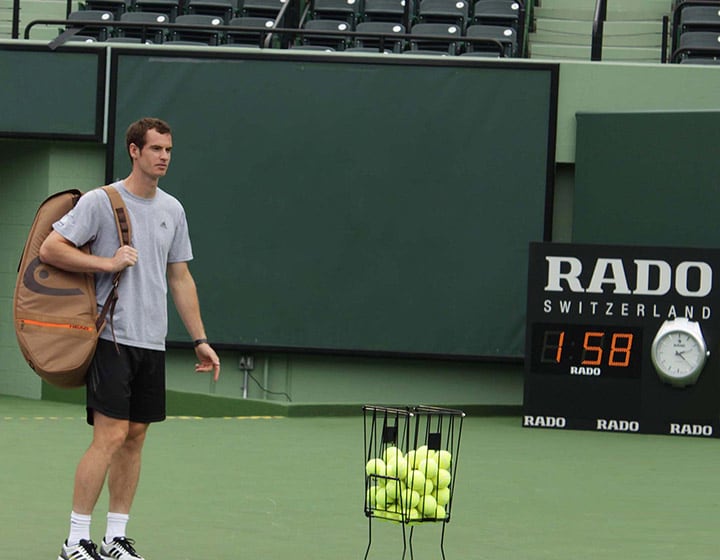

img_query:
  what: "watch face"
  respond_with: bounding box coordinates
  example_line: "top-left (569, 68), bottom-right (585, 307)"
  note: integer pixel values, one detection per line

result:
top-left (653, 330), bottom-right (705, 378)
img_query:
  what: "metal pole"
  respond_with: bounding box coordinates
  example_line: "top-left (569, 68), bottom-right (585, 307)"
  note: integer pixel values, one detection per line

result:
top-left (11, 0), bottom-right (20, 39)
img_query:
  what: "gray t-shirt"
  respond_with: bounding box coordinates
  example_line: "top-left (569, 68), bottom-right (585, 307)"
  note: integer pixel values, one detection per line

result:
top-left (53, 181), bottom-right (193, 351)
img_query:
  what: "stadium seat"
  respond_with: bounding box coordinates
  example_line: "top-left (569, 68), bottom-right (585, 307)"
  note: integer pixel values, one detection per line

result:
top-left (673, 31), bottom-right (720, 63)
top-left (240, 0), bottom-right (287, 19)
top-left (300, 19), bottom-right (352, 50)
top-left (408, 22), bottom-right (463, 54)
top-left (82, 0), bottom-right (133, 18)
top-left (118, 11), bottom-right (170, 43)
top-left (463, 23), bottom-right (516, 56)
top-left (471, 0), bottom-right (521, 29)
top-left (353, 21), bottom-right (405, 52)
top-left (187, 0), bottom-right (237, 23)
top-left (311, 0), bottom-right (361, 26)
top-left (170, 14), bottom-right (225, 44)
top-left (417, 0), bottom-right (471, 28)
top-left (226, 16), bottom-right (275, 46)
top-left (679, 6), bottom-right (720, 33)
top-left (361, 0), bottom-right (409, 23)
top-left (134, 0), bottom-right (183, 21)
top-left (65, 10), bottom-right (115, 41)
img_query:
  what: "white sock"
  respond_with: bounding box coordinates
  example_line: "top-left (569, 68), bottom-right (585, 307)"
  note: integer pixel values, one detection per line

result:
top-left (105, 512), bottom-right (130, 543)
top-left (68, 511), bottom-right (92, 547)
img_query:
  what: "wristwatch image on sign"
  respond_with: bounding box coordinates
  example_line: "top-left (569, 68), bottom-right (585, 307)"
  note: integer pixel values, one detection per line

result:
top-left (651, 317), bottom-right (710, 388)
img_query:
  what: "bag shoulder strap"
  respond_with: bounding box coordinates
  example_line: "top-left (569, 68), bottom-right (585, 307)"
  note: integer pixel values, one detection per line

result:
top-left (96, 186), bottom-right (133, 333)
top-left (101, 185), bottom-right (132, 247)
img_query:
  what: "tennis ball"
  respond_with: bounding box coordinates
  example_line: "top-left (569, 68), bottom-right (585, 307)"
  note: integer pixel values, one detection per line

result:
top-left (383, 446), bottom-right (403, 464)
top-left (385, 479), bottom-right (403, 502)
top-left (397, 488), bottom-right (420, 513)
top-left (418, 457), bottom-right (439, 480)
top-left (367, 486), bottom-right (388, 509)
top-left (419, 494), bottom-right (438, 517)
top-left (434, 504), bottom-right (446, 520)
top-left (435, 486), bottom-right (450, 506)
top-left (365, 458), bottom-right (386, 477)
top-left (407, 469), bottom-right (426, 493)
top-left (422, 478), bottom-right (434, 496)
top-left (436, 468), bottom-right (451, 489)
top-left (413, 446), bottom-right (429, 468)
top-left (405, 450), bottom-right (417, 469)
top-left (386, 456), bottom-right (408, 481)
top-left (437, 450), bottom-right (452, 470)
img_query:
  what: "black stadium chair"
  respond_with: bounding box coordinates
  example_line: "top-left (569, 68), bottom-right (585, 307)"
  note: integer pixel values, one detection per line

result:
top-left (463, 23), bottom-right (516, 56)
top-left (82, 0), bottom-right (133, 18)
top-left (417, 0), bottom-right (471, 28)
top-left (352, 21), bottom-right (405, 52)
top-left (672, 31), bottom-right (720, 63)
top-left (118, 11), bottom-right (170, 43)
top-left (408, 22), bottom-right (463, 54)
top-left (187, 0), bottom-right (237, 23)
top-left (300, 18), bottom-right (352, 50)
top-left (471, 0), bottom-right (521, 29)
top-left (66, 10), bottom-right (115, 41)
top-left (240, 0), bottom-right (287, 19)
top-left (170, 14), bottom-right (225, 44)
top-left (311, 0), bottom-right (361, 26)
top-left (226, 16), bottom-right (276, 46)
top-left (133, 0), bottom-right (183, 21)
top-left (361, 0), bottom-right (409, 23)
top-left (678, 5), bottom-right (720, 34)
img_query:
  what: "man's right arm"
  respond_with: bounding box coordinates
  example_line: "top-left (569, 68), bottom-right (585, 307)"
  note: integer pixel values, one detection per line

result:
top-left (39, 231), bottom-right (137, 273)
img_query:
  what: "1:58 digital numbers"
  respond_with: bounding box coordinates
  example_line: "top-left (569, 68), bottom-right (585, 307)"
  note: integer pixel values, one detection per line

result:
top-left (530, 323), bottom-right (643, 378)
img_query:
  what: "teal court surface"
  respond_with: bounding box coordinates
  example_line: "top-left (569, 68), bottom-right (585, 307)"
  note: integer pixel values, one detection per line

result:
top-left (0, 394), bottom-right (718, 560)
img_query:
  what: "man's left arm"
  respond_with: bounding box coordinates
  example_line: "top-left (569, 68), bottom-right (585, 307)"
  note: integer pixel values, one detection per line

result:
top-left (168, 261), bottom-right (221, 381)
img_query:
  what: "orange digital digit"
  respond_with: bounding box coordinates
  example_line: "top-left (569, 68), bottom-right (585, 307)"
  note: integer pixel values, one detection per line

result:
top-left (608, 333), bottom-right (633, 367)
top-left (581, 331), bottom-right (604, 366)
top-left (540, 330), bottom-right (565, 364)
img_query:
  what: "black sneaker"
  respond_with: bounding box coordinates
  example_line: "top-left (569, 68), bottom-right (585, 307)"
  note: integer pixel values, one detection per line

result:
top-left (57, 539), bottom-right (103, 560)
top-left (99, 537), bottom-right (145, 560)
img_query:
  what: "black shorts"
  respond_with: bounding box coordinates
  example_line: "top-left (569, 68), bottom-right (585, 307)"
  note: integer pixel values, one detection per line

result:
top-left (86, 338), bottom-right (166, 425)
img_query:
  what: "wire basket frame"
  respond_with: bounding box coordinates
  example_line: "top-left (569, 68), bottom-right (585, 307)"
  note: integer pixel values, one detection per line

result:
top-left (362, 405), bottom-right (465, 560)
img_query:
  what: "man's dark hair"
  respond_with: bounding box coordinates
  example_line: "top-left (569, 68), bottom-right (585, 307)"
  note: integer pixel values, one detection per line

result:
top-left (125, 118), bottom-right (172, 162)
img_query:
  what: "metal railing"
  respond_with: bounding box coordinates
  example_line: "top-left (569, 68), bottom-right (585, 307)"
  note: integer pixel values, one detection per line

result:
top-left (590, 0), bottom-right (606, 61)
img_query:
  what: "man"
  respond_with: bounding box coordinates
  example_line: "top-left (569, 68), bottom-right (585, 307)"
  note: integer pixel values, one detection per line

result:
top-left (40, 118), bottom-right (221, 560)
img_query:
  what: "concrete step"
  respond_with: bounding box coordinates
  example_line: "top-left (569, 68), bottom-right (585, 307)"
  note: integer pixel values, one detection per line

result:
top-left (528, 41), bottom-right (665, 63)
top-left (534, 0), bottom-right (670, 21)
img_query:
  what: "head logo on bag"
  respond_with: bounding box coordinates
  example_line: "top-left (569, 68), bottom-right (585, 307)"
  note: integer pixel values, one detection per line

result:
top-left (23, 257), bottom-right (84, 296)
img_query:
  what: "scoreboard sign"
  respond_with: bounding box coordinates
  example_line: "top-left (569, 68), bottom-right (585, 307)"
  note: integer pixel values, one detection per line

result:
top-left (523, 242), bottom-right (720, 438)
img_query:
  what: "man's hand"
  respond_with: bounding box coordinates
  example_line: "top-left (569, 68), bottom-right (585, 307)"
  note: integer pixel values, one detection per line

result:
top-left (194, 343), bottom-right (221, 382)
top-left (110, 245), bottom-right (138, 272)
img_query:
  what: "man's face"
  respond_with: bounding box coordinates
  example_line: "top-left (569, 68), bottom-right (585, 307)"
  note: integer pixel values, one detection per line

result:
top-left (131, 128), bottom-right (172, 179)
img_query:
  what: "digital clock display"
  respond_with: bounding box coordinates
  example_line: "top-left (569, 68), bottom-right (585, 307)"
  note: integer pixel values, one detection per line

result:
top-left (530, 323), bottom-right (643, 378)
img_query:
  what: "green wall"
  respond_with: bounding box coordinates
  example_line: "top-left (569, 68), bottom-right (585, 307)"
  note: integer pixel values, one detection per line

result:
top-left (3, 45), bottom-right (720, 414)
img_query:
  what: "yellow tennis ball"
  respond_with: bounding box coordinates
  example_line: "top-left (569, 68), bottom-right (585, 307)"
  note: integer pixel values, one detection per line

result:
top-left (386, 456), bottom-right (408, 481)
top-left (436, 468), bottom-right (451, 489)
top-left (434, 504), bottom-right (446, 520)
top-left (435, 486), bottom-right (450, 506)
top-left (365, 458), bottom-right (386, 477)
top-left (419, 494), bottom-right (438, 517)
top-left (382, 446), bottom-right (403, 464)
top-left (437, 450), bottom-right (452, 470)
top-left (418, 457), bottom-right (439, 480)
top-left (385, 479), bottom-right (403, 502)
top-left (413, 446), bottom-right (429, 468)
top-left (407, 469), bottom-right (425, 492)
top-left (367, 486), bottom-right (388, 509)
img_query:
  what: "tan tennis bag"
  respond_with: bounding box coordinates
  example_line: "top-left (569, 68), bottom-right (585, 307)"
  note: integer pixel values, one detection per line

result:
top-left (13, 186), bottom-right (131, 388)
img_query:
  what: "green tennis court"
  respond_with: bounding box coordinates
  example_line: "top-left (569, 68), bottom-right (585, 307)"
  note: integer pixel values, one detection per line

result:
top-left (1, 394), bottom-right (717, 559)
